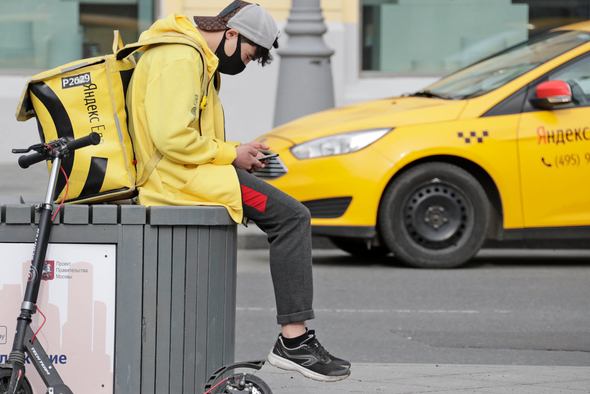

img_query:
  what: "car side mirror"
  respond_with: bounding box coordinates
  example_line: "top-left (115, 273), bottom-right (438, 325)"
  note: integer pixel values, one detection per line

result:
top-left (530, 80), bottom-right (572, 109)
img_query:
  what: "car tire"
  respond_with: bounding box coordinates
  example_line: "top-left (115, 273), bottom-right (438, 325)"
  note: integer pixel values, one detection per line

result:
top-left (378, 162), bottom-right (490, 268)
top-left (329, 237), bottom-right (390, 257)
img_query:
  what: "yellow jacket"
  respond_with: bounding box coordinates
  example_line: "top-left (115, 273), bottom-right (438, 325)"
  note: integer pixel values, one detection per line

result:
top-left (127, 14), bottom-right (243, 222)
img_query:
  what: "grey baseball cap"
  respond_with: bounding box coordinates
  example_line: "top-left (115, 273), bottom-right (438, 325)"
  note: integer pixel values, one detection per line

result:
top-left (194, 1), bottom-right (280, 50)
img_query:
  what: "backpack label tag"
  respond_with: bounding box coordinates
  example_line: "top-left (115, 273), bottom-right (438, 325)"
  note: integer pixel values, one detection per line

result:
top-left (62, 72), bottom-right (91, 89)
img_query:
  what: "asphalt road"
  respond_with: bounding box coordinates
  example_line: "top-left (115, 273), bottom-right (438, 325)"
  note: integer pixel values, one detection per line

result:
top-left (235, 248), bottom-right (590, 367)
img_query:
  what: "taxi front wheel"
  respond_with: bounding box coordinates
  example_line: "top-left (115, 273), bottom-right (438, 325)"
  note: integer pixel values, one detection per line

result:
top-left (378, 162), bottom-right (490, 268)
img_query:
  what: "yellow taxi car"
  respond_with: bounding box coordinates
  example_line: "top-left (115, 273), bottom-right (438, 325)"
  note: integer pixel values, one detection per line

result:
top-left (255, 22), bottom-right (590, 268)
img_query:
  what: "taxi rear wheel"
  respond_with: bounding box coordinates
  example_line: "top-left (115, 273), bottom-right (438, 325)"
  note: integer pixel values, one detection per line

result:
top-left (378, 162), bottom-right (490, 268)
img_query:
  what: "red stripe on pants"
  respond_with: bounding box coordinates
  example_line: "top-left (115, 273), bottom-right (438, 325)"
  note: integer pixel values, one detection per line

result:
top-left (241, 185), bottom-right (268, 213)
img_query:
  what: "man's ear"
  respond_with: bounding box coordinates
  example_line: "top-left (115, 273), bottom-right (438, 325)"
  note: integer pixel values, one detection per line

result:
top-left (225, 29), bottom-right (239, 40)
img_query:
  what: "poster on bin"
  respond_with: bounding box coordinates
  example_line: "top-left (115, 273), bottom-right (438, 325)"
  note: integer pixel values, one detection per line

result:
top-left (0, 243), bottom-right (116, 393)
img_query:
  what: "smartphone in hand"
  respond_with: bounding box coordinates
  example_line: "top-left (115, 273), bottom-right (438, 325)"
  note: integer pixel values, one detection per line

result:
top-left (257, 153), bottom-right (279, 161)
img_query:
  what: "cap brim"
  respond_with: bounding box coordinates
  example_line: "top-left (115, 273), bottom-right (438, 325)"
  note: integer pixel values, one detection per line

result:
top-left (193, 15), bottom-right (228, 31)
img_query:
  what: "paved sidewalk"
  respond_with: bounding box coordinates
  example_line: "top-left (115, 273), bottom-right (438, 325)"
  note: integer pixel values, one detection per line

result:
top-left (253, 362), bottom-right (590, 393)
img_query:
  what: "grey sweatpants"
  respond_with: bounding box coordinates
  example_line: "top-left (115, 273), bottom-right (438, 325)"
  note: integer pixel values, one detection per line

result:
top-left (236, 169), bottom-right (315, 325)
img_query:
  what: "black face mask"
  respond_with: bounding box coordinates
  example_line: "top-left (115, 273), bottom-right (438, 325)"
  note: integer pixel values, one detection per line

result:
top-left (215, 32), bottom-right (246, 75)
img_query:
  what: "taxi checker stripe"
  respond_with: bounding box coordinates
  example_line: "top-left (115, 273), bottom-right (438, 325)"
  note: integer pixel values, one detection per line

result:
top-left (29, 82), bottom-right (75, 197)
top-left (458, 130), bottom-right (489, 143)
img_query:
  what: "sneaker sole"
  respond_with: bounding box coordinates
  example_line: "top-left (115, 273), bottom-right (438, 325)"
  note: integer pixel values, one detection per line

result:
top-left (267, 352), bottom-right (350, 382)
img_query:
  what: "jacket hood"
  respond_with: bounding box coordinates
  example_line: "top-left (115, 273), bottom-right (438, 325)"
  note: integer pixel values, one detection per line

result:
top-left (139, 14), bottom-right (218, 77)
top-left (266, 97), bottom-right (468, 144)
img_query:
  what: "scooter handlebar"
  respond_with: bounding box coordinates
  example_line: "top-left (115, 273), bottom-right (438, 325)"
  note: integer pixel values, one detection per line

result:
top-left (66, 132), bottom-right (101, 151)
top-left (17, 132), bottom-right (101, 169)
top-left (18, 152), bottom-right (46, 169)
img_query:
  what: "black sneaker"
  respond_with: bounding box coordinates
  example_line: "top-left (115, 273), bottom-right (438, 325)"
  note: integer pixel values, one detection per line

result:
top-left (267, 331), bottom-right (351, 382)
top-left (307, 330), bottom-right (351, 369)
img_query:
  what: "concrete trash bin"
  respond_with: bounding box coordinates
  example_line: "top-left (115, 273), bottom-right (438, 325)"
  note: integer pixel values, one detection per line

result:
top-left (0, 203), bottom-right (237, 394)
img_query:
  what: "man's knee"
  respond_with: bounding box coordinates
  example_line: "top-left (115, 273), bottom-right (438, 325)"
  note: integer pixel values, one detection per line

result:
top-left (280, 199), bottom-right (311, 230)
top-left (293, 201), bottom-right (311, 224)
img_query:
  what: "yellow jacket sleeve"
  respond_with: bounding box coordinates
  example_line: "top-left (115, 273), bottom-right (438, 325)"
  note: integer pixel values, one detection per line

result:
top-left (144, 58), bottom-right (237, 165)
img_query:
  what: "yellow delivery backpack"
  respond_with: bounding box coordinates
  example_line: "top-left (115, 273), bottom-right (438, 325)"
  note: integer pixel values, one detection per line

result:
top-left (16, 31), bottom-right (208, 204)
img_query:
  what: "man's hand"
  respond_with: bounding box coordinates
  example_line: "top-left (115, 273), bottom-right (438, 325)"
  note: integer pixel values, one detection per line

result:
top-left (232, 142), bottom-right (270, 173)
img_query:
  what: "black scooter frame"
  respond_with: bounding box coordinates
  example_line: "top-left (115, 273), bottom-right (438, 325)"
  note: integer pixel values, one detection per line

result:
top-left (2, 135), bottom-right (100, 394)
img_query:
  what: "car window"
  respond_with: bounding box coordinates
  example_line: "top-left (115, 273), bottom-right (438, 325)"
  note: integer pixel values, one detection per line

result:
top-left (420, 30), bottom-right (590, 100)
top-left (549, 55), bottom-right (590, 106)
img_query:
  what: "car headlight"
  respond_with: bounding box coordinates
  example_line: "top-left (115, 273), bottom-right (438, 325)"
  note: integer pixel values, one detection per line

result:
top-left (290, 128), bottom-right (393, 159)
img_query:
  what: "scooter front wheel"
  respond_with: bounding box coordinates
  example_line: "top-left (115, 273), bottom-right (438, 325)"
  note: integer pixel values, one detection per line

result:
top-left (0, 367), bottom-right (34, 394)
top-left (208, 373), bottom-right (272, 394)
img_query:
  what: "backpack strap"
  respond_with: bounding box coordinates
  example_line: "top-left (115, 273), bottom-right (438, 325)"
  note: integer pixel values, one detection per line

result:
top-left (124, 32), bottom-right (210, 187)
top-left (112, 30), bottom-right (124, 54)
top-left (136, 151), bottom-right (163, 187)
top-left (116, 32), bottom-right (206, 60)
top-left (116, 32), bottom-right (209, 108)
